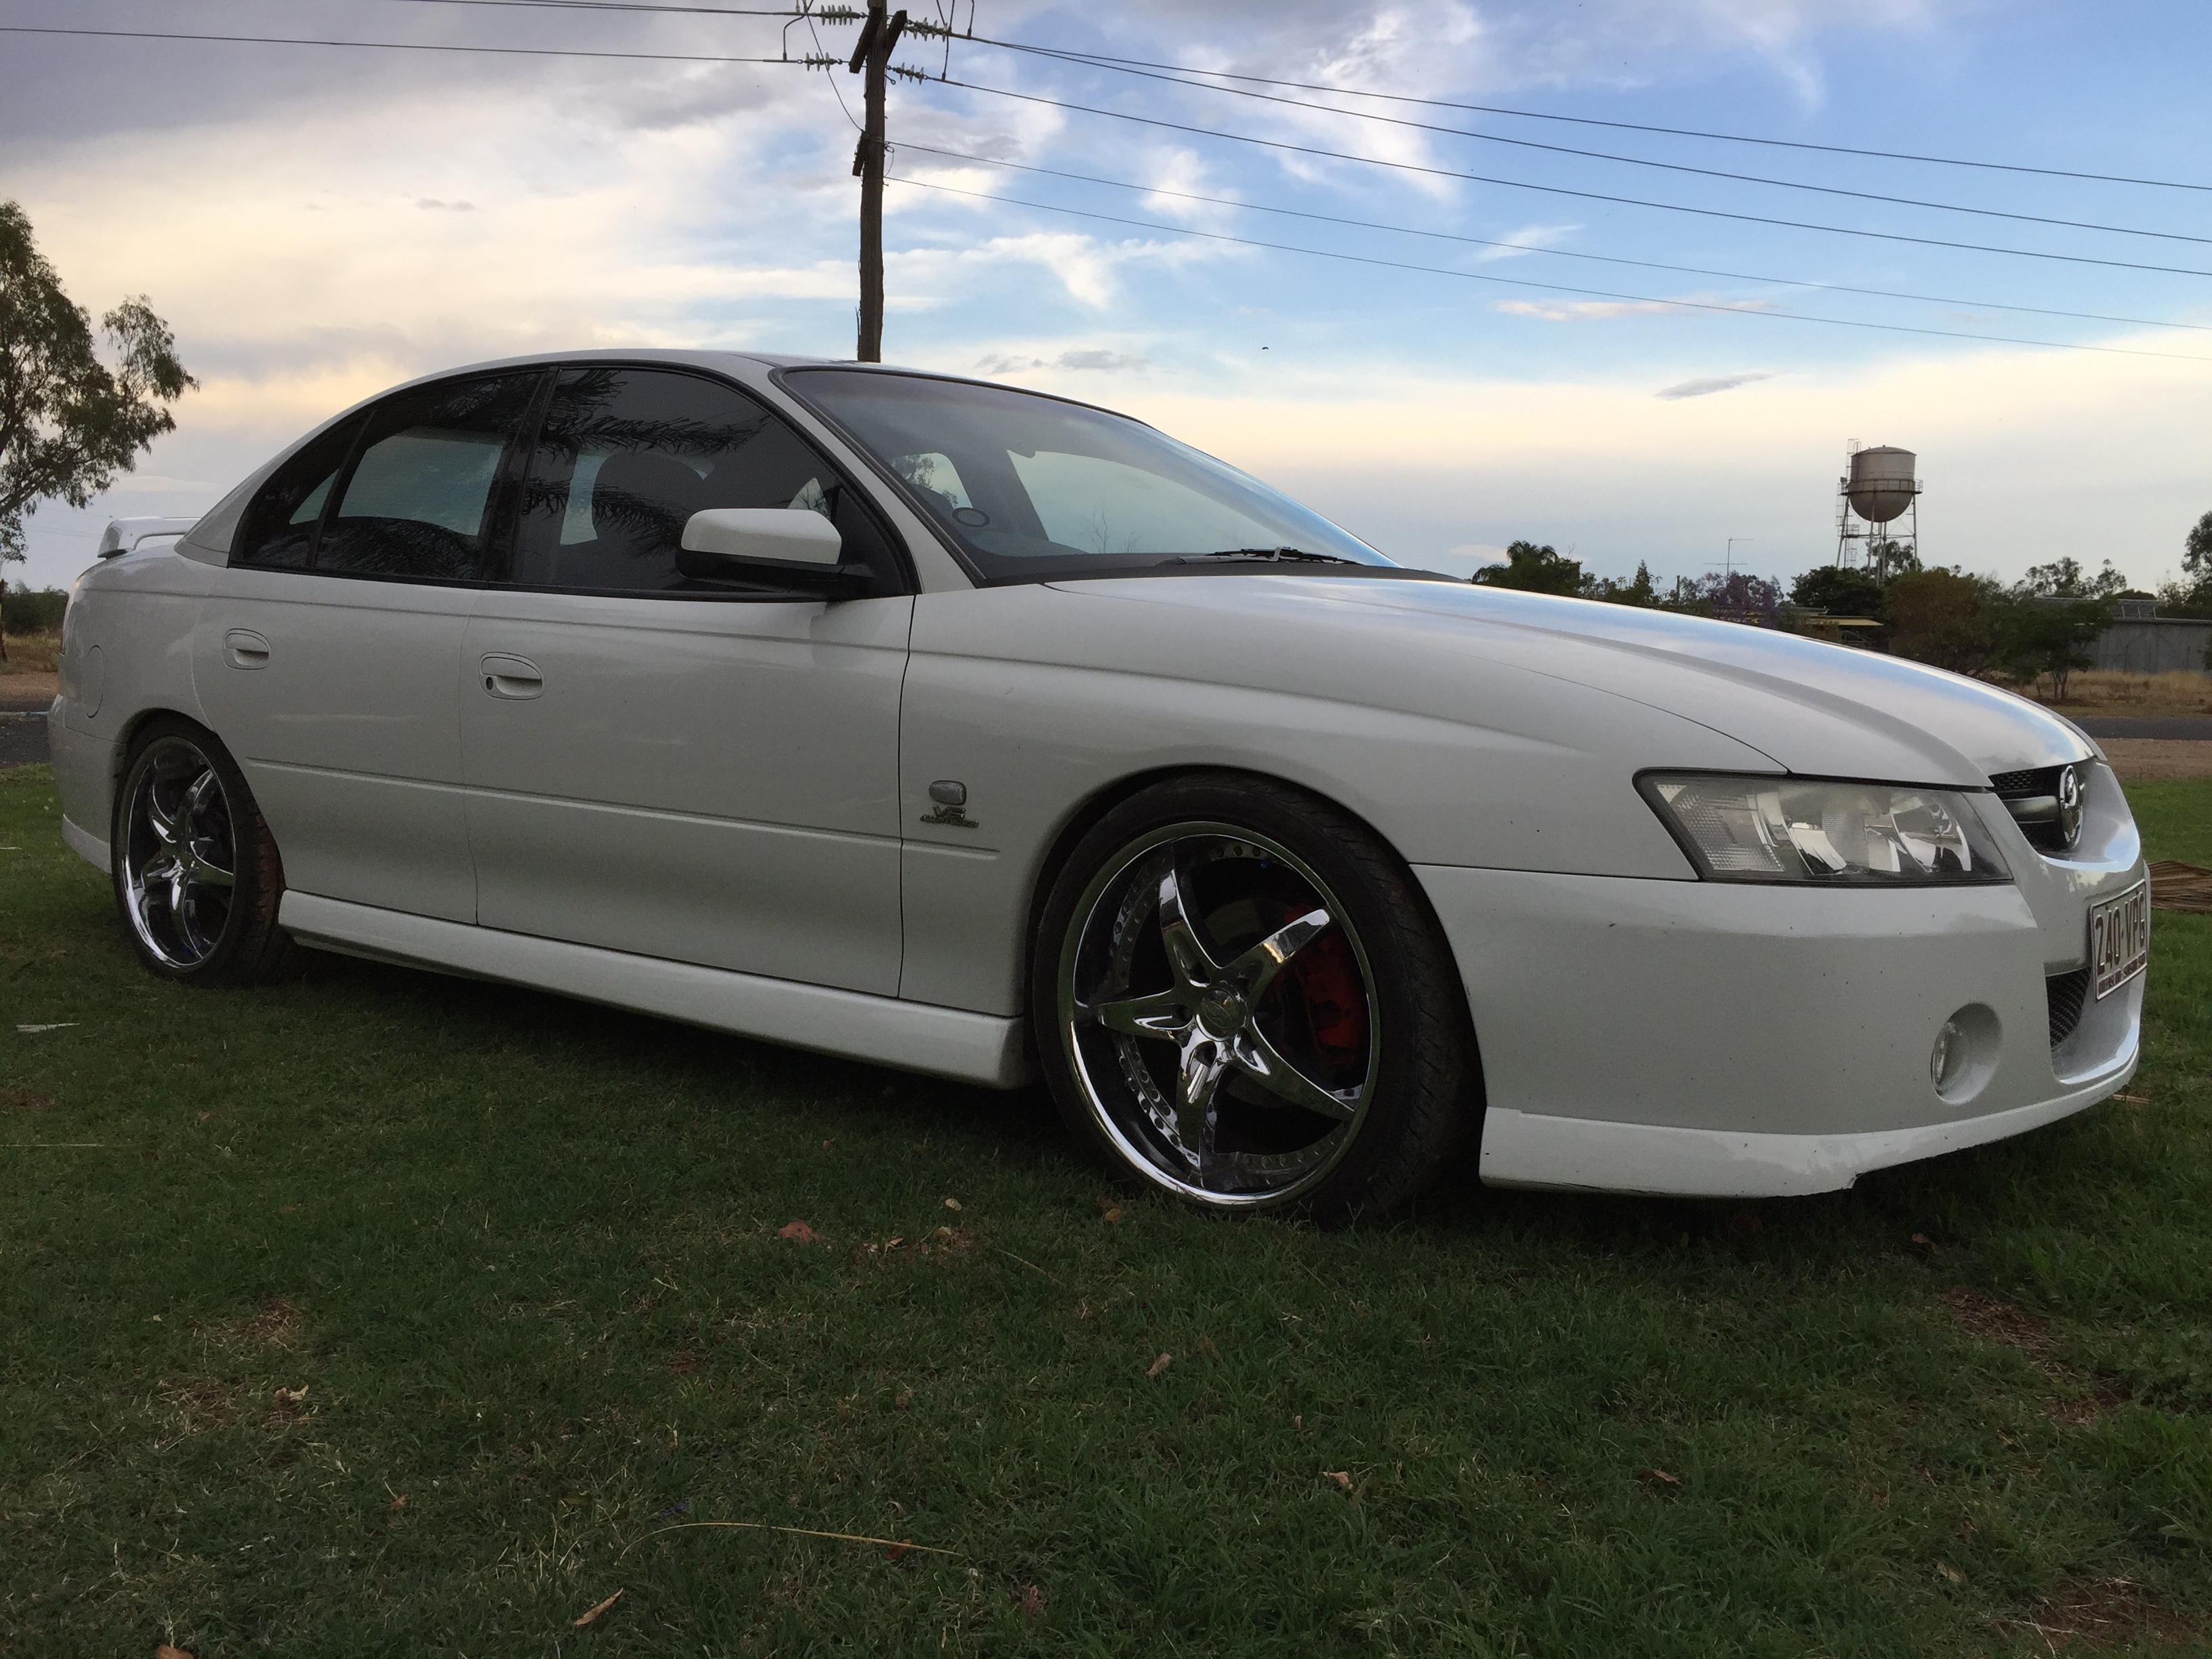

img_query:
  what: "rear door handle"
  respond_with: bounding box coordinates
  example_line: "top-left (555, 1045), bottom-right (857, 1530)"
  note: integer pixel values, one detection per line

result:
top-left (223, 629), bottom-right (270, 670)
top-left (480, 653), bottom-right (544, 700)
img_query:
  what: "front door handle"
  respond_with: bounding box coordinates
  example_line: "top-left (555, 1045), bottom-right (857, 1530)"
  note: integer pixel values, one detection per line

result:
top-left (223, 629), bottom-right (270, 670)
top-left (480, 653), bottom-right (544, 700)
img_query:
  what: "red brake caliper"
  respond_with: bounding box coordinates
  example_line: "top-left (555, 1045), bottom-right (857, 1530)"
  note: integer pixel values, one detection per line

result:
top-left (1285, 928), bottom-right (1368, 1058)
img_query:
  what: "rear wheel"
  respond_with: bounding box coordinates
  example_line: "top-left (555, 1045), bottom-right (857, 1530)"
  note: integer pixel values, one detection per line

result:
top-left (1033, 773), bottom-right (1477, 1222)
top-left (112, 718), bottom-right (294, 986)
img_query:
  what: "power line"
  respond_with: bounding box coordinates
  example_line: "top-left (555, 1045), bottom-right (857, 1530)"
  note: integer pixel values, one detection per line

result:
top-left (886, 174), bottom-right (2212, 363)
top-left (901, 145), bottom-right (2212, 335)
top-left (367, 3), bottom-right (2212, 240)
top-left (0, 23), bottom-right (811, 68)
top-left (964, 35), bottom-right (2212, 197)
top-left (934, 79), bottom-right (2212, 281)
top-left (371, 1), bottom-right (2212, 198)
top-left (372, 1), bottom-right (813, 12)
top-left (929, 54), bottom-right (2212, 247)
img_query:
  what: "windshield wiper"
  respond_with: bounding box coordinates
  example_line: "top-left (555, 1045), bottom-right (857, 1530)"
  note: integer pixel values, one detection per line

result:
top-left (1175, 546), bottom-right (1361, 565)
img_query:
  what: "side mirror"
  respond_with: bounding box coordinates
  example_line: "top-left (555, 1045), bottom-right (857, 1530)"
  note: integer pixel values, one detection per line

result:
top-left (678, 508), bottom-right (862, 591)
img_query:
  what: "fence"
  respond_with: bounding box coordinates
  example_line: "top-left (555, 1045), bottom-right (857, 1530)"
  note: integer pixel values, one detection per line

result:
top-left (2089, 617), bottom-right (2212, 674)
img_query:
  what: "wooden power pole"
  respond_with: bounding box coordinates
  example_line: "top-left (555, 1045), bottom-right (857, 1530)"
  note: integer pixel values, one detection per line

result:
top-left (849, 3), bottom-right (907, 363)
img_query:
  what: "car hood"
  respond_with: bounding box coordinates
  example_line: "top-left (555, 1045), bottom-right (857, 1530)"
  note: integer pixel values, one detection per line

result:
top-left (1046, 573), bottom-right (2094, 787)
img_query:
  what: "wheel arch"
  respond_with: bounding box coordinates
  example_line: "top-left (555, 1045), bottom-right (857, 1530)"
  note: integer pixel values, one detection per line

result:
top-left (1015, 762), bottom-right (1481, 1063)
top-left (110, 705), bottom-right (218, 778)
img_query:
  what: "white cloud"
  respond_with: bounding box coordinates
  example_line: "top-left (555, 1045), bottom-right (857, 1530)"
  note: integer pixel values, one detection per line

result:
top-left (1655, 370), bottom-right (1784, 400)
top-left (1496, 294), bottom-right (1776, 322)
top-left (1473, 223), bottom-right (1582, 262)
top-left (977, 348), bottom-right (1153, 375)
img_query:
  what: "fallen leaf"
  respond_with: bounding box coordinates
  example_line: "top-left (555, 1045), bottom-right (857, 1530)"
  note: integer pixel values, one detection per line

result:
top-left (1937, 1561), bottom-right (1965, 1586)
top-left (1910, 1233), bottom-right (1937, 1248)
top-left (1197, 1336), bottom-right (1219, 1361)
top-left (1639, 1467), bottom-right (1681, 1486)
top-left (893, 1390), bottom-right (911, 1409)
top-left (274, 1385), bottom-right (309, 1405)
top-left (155, 1645), bottom-right (194, 1659)
top-left (387, 1493), bottom-right (408, 1512)
top-left (777, 1221), bottom-right (817, 1243)
top-left (1293, 1414), bottom-right (1303, 1431)
top-left (882, 1236), bottom-right (903, 1250)
top-left (1021, 1583), bottom-right (1047, 1620)
top-left (943, 1197), bottom-right (962, 1211)
top-left (278, 1204), bottom-right (302, 1216)
top-left (1145, 1352), bottom-right (1173, 1378)
top-left (884, 1541), bottom-right (909, 1561)
top-left (573, 1588), bottom-right (624, 1628)
top-left (2115, 1094), bottom-right (2150, 1105)
top-left (1324, 1470), bottom-right (1352, 1490)
top-left (0, 1087), bottom-right (54, 1111)
top-left (1101, 1206), bottom-right (1124, 1224)
top-left (821, 1139), bottom-right (834, 1149)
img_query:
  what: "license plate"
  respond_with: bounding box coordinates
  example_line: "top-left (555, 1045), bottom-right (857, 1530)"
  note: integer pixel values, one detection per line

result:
top-left (2089, 882), bottom-right (2150, 1000)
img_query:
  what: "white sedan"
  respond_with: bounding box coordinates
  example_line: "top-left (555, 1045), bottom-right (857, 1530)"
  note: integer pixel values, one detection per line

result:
top-left (47, 351), bottom-right (2149, 1221)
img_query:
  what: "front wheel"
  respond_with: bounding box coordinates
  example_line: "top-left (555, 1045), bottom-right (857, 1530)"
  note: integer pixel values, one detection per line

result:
top-left (1032, 773), bottom-right (1477, 1223)
top-left (111, 718), bottom-right (295, 986)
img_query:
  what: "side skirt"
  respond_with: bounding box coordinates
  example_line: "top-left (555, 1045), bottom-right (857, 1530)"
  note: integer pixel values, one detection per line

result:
top-left (279, 892), bottom-right (1033, 1088)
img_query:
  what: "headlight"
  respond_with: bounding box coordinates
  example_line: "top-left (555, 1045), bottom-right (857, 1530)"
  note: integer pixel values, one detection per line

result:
top-left (1640, 773), bottom-right (2011, 885)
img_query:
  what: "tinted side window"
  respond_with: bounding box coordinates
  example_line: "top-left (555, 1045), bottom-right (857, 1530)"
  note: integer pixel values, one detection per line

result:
top-left (315, 374), bottom-right (540, 581)
top-left (506, 368), bottom-right (901, 595)
top-left (232, 417), bottom-right (363, 569)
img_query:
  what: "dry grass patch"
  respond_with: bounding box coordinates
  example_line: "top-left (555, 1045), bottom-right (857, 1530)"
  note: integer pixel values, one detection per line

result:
top-left (0, 631), bottom-right (60, 678)
top-left (2049, 670), bottom-right (2212, 720)
top-left (1999, 1576), bottom-right (2209, 1654)
top-left (1938, 1288), bottom-right (2133, 1426)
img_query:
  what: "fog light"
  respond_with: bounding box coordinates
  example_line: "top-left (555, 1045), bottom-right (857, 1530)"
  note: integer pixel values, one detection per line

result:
top-left (1929, 1004), bottom-right (2001, 1105)
top-left (1931, 1021), bottom-right (1965, 1090)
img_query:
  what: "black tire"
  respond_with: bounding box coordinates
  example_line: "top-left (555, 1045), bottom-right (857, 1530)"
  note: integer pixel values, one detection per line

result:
top-left (1031, 771), bottom-right (1478, 1223)
top-left (110, 716), bottom-right (295, 987)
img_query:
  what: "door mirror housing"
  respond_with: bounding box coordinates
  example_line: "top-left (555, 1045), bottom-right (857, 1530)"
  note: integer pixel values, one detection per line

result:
top-left (678, 508), bottom-right (863, 592)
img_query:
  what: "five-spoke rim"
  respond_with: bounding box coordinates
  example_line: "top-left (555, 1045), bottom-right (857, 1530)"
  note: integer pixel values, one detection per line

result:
top-left (120, 737), bottom-right (239, 969)
top-left (1058, 823), bottom-right (1380, 1206)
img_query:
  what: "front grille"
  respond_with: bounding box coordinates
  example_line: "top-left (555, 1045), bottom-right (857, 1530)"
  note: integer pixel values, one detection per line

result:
top-left (2047, 968), bottom-right (2090, 1048)
top-left (1987, 766), bottom-right (2049, 796)
top-left (1990, 763), bottom-right (2075, 854)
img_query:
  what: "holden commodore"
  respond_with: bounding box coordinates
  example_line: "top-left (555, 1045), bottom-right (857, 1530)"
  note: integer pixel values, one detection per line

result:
top-left (47, 351), bottom-right (2149, 1221)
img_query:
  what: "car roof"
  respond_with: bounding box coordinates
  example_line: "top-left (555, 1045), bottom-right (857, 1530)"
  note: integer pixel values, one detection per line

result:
top-left (364, 349), bottom-right (1151, 429)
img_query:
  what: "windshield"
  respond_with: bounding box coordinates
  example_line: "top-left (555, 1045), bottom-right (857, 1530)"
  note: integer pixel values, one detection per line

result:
top-left (783, 369), bottom-right (1394, 581)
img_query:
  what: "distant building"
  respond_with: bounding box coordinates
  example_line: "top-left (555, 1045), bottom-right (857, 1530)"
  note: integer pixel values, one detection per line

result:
top-left (2091, 594), bottom-right (2212, 673)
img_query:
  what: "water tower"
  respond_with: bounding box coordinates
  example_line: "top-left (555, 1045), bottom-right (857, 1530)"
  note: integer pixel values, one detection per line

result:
top-left (1835, 442), bottom-right (1920, 577)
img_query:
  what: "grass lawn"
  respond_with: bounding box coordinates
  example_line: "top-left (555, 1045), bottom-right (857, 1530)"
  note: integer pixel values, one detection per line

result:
top-left (3, 766), bottom-right (2208, 1658)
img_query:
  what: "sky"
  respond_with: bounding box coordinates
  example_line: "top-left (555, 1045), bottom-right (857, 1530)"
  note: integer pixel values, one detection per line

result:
top-left (5, 0), bottom-right (2211, 593)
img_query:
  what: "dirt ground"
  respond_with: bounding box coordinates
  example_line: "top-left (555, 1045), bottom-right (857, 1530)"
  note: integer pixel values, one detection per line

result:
top-left (0, 670), bottom-right (58, 703)
top-left (2102, 739), bottom-right (2212, 782)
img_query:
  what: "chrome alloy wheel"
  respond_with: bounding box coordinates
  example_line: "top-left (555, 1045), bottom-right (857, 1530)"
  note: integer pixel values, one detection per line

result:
top-left (1057, 824), bottom-right (1380, 1206)
top-left (119, 736), bottom-right (240, 969)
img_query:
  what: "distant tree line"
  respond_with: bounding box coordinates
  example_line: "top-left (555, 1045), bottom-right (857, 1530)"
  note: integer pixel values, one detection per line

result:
top-left (1472, 518), bottom-right (2212, 695)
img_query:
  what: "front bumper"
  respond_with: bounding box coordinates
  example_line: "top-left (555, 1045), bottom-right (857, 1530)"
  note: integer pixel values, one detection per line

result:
top-left (1418, 766), bottom-right (2146, 1197)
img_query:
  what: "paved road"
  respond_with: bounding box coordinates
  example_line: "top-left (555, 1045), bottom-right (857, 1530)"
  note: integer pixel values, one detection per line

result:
top-left (2074, 716), bottom-right (2212, 741)
top-left (0, 712), bottom-right (48, 767)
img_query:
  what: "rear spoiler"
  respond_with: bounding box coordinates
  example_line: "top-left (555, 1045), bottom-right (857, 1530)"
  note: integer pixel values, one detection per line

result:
top-left (97, 516), bottom-right (202, 559)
